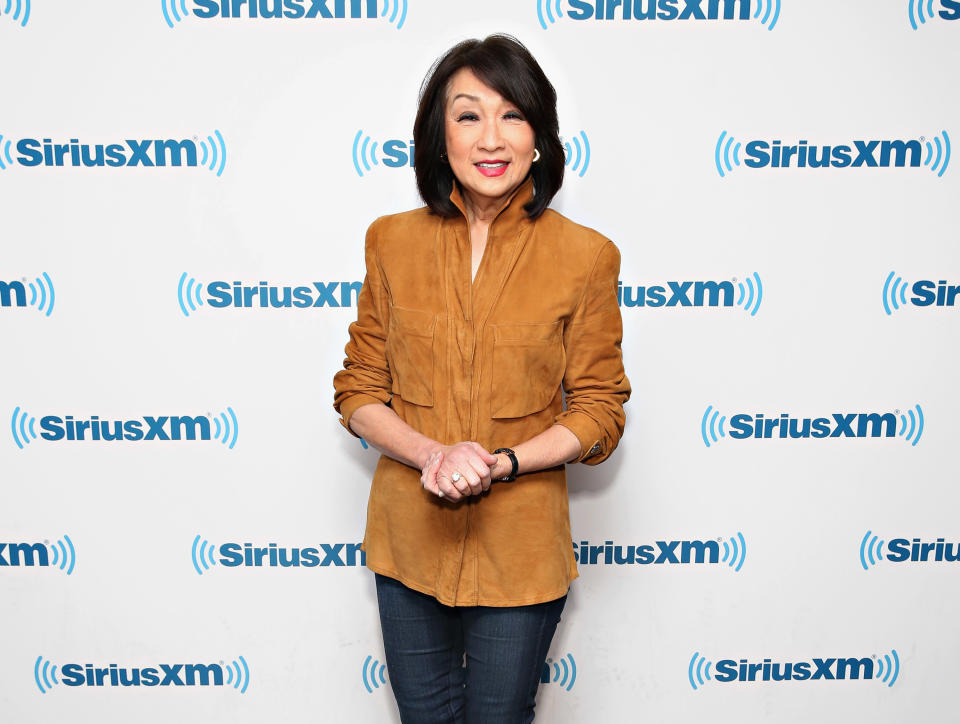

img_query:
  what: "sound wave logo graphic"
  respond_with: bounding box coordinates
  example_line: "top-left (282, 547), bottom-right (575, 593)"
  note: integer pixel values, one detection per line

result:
top-left (381, 0), bottom-right (407, 29)
top-left (11, 406), bottom-right (37, 449)
top-left (721, 532), bottom-right (747, 572)
top-left (198, 130), bottom-right (227, 177)
top-left (563, 131), bottom-right (591, 178)
top-left (177, 273), bottom-right (205, 317)
top-left (882, 271), bottom-right (909, 314)
top-left (700, 405), bottom-right (726, 448)
top-left (212, 407), bottom-right (240, 449)
top-left (161, 0), bottom-right (189, 27)
top-left (922, 130), bottom-right (951, 176)
top-left (352, 130), bottom-right (379, 178)
top-left (908, 0), bottom-right (952, 29)
top-left (876, 650), bottom-right (900, 687)
top-left (753, 0), bottom-right (781, 30)
top-left (536, 0), bottom-right (563, 29)
top-left (225, 657), bottom-right (251, 693)
top-left (859, 531), bottom-right (886, 570)
top-left (1, 0), bottom-right (31, 27)
top-left (191, 535), bottom-right (217, 575)
top-left (688, 652), bottom-right (713, 691)
top-left (361, 655), bottom-right (387, 693)
top-left (0, 132), bottom-right (15, 169)
top-left (34, 657), bottom-right (59, 693)
top-left (736, 273), bottom-right (763, 315)
top-left (897, 404), bottom-right (924, 446)
top-left (28, 272), bottom-right (55, 315)
top-left (715, 130), bottom-right (742, 178)
top-left (544, 653), bottom-right (577, 691)
top-left (48, 535), bottom-right (77, 575)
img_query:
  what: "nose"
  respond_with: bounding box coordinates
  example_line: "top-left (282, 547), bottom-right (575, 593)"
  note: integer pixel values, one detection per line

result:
top-left (478, 117), bottom-right (504, 152)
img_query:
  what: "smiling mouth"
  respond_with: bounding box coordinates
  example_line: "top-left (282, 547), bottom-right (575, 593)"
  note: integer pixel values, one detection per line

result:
top-left (474, 161), bottom-right (509, 177)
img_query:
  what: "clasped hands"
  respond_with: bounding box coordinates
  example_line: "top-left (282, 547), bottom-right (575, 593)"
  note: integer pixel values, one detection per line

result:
top-left (419, 442), bottom-right (509, 502)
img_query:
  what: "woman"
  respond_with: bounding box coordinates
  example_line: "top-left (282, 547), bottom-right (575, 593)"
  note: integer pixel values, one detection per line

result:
top-left (334, 35), bottom-right (630, 723)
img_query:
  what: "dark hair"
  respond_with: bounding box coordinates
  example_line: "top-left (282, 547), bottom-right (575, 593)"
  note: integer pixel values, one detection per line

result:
top-left (413, 34), bottom-right (564, 220)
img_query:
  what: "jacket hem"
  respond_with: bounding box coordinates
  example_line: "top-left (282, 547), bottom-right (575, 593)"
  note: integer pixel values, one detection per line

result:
top-left (366, 562), bottom-right (578, 608)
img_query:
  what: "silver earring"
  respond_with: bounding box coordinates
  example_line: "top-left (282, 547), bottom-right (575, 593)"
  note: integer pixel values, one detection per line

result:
top-left (440, 152), bottom-right (447, 163)
top-left (532, 148), bottom-right (541, 163)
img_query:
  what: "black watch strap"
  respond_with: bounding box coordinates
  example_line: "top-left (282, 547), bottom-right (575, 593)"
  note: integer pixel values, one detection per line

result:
top-left (493, 448), bottom-right (518, 482)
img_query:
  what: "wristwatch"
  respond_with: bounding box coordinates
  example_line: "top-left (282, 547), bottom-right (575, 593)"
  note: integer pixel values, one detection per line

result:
top-left (493, 448), bottom-right (518, 482)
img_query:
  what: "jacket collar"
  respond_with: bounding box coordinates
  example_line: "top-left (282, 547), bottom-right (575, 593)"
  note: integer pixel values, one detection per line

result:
top-left (448, 176), bottom-right (534, 239)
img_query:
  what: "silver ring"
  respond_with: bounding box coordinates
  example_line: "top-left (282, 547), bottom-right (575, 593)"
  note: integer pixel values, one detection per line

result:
top-left (451, 472), bottom-right (462, 483)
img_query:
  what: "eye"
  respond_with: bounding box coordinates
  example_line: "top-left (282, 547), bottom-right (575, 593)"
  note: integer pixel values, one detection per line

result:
top-left (504, 110), bottom-right (525, 121)
top-left (456, 112), bottom-right (479, 122)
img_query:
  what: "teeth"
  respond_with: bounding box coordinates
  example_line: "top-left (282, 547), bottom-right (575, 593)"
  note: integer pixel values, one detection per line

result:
top-left (477, 162), bottom-right (506, 168)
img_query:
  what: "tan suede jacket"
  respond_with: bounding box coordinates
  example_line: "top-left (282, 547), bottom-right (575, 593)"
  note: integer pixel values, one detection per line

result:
top-left (333, 179), bottom-right (630, 606)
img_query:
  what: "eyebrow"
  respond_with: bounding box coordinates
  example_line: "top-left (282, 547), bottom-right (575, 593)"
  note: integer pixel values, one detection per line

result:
top-left (450, 93), bottom-right (481, 103)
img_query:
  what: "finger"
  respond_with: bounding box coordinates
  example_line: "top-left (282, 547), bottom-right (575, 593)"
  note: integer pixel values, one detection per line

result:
top-left (469, 442), bottom-right (499, 466)
top-left (437, 474), bottom-right (462, 501)
top-left (463, 461), bottom-right (488, 495)
top-left (459, 467), bottom-right (483, 496)
top-left (450, 470), bottom-right (472, 497)
top-left (420, 452), bottom-right (440, 486)
top-left (421, 455), bottom-right (443, 496)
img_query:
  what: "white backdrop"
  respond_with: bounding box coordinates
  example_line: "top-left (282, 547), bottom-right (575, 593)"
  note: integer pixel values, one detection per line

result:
top-left (2, 1), bottom-right (958, 722)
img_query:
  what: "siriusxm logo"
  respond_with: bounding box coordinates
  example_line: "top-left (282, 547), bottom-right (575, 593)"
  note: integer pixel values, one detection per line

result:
top-left (191, 535), bottom-right (365, 574)
top-left (701, 404), bottom-right (925, 447)
top-left (575, 534), bottom-right (746, 570)
top-left (618, 273), bottom-right (761, 315)
top-left (163, 0), bottom-right (407, 28)
top-left (909, 0), bottom-right (960, 28)
top-left (178, 274), bottom-right (362, 315)
top-left (689, 650), bottom-right (900, 689)
top-left (537, 0), bottom-right (780, 30)
top-left (715, 130), bottom-right (951, 178)
top-left (34, 656), bottom-right (249, 693)
top-left (362, 652), bottom-right (576, 694)
top-left (860, 531), bottom-right (960, 569)
top-left (10, 407), bottom-right (239, 449)
top-left (1, 0), bottom-right (30, 26)
top-left (0, 273), bottom-right (55, 316)
top-left (351, 130), bottom-right (592, 178)
top-left (0, 536), bottom-right (76, 575)
top-left (883, 272), bottom-right (960, 314)
top-left (0, 132), bottom-right (226, 176)
top-left (687, 649), bottom-right (900, 691)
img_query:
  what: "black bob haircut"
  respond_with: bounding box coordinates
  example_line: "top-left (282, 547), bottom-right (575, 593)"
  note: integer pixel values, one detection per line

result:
top-left (413, 35), bottom-right (564, 220)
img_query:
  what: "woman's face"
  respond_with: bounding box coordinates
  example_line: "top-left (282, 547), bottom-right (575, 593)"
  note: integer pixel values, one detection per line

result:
top-left (444, 68), bottom-right (536, 213)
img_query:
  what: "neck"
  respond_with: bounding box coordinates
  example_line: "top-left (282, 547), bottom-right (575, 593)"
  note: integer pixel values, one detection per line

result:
top-left (461, 192), bottom-right (506, 228)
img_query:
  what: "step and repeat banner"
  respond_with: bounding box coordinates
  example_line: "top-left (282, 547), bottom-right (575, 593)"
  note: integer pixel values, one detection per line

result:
top-left (2, 1), bottom-right (957, 722)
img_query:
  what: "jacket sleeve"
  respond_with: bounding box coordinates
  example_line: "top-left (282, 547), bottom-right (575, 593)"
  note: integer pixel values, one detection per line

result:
top-left (554, 240), bottom-right (631, 465)
top-left (333, 219), bottom-right (393, 437)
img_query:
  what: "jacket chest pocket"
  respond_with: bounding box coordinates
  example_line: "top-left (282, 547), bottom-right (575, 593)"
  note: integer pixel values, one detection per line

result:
top-left (386, 306), bottom-right (436, 408)
top-left (490, 321), bottom-right (565, 419)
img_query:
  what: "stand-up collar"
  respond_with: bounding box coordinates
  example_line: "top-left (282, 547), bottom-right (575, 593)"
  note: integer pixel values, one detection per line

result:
top-left (447, 176), bottom-right (535, 239)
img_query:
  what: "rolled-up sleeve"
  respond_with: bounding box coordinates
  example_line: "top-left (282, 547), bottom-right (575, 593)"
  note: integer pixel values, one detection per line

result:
top-left (333, 219), bottom-right (393, 436)
top-left (555, 240), bottom-right (631, 465)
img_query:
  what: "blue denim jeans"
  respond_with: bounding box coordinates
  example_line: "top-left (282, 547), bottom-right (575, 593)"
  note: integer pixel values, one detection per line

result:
top-left (375, 573), bottom-right (567, 724)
